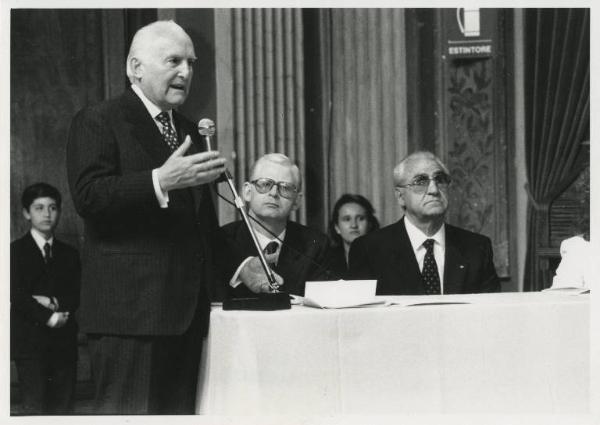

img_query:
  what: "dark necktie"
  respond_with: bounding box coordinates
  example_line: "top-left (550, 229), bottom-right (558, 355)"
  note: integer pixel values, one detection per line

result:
top-left (263, 241), bottom-right (279, 269)
top-left (43, 242), bottom-right (52, 264)
top-left (156, 111), bottom-right (180, 151)
top-left (263, 241), bottom-right (279, 256)
top-left (422, 239), bottom-right (440, 294)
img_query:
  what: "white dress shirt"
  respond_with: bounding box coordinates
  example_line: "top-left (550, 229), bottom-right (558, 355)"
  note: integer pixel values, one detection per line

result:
top-left (30, 229), bottom-right (60, 325)
top-left (131, 83), bottom-right (174, 208)
top-left (30, 228), bottom-right (53, 256)
top-left (403, 216), bottom-right (446, 294)
top-left (551, 235), bottom-right (592, 289)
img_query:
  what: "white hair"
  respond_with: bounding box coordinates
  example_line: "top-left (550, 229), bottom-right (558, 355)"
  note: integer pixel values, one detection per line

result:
top-left (250, 153), bottom-right (302, 190)
top-left (125, 20), bottom-right (189, 83)
top-left (393, 151), bottom-right (449, 186)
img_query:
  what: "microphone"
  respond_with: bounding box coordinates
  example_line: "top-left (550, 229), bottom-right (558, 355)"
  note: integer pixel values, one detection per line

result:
top-left (198, 118), bottom-right (230, 183)
top-left (198, 118), bottom-right (216, 151)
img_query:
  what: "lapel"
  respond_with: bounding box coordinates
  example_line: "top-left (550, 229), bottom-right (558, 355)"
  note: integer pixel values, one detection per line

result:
top-left (23, 232), bottom-right (46, 268)
top-left (443, 225), bottom-right (468, 294)
top-left (173, 110), bottom-right (206, 211)
top-left (121, 89), bottom-right (172, 166)
top-left (276, 223), bottom-right (305, 294)
top-left (394, 218), bottom-right (426, 292)
top-left (238, 221), bottom-right (261, 257)
top-left (173, 111), bottom-right (198, 153)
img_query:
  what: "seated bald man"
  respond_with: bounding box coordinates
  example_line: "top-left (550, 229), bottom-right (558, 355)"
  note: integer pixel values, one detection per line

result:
top-left (221, 153), bottom-right (334, 298)
top-left (349, 151), bottom-right (500, 295)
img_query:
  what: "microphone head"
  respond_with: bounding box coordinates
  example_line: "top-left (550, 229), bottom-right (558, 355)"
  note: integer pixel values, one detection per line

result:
top-left (198, 118), bottom-right (216, 137)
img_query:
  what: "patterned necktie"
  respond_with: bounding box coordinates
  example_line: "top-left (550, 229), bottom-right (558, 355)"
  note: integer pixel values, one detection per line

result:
top-left (156, 111), bottom-right (180, 151)
top-left (263, 241), bottom-right (279, 256)
top-left (43, 242), bottom-right (52, 264)
top-left (422, 239), bottom-right (441, 294)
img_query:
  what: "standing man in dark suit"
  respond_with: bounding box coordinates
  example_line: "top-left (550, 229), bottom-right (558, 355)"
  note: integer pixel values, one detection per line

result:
top-left (349, 151), bottom-right (500, 295)
top-left (222, 153), bottom-right (333, 298)
top-left (11, 183), bottom-right (80, 415)
top-left (66, 20), bottom-right (227, 414)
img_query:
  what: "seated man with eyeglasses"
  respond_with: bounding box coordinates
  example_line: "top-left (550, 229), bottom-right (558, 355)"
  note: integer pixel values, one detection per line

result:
top-left (220, 153), bottom-right (333, 298)
top-left (348, 151), bottom-right (500, 295)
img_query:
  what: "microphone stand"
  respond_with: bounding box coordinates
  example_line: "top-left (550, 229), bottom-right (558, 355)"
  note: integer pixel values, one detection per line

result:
top-left (218, 166), bottom-right (278, 290)
top-left (198, 120), bottom-right (289, 309)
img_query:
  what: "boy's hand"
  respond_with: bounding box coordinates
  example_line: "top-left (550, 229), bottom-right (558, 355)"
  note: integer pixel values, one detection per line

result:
top-left (32, 295), bottom-right (58, 311)
top-left (46, 312), bottom-right (70, 328)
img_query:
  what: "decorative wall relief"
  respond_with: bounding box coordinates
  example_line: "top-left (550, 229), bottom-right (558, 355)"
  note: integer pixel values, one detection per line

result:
top-left (444, 58), bottom-right (510, 277)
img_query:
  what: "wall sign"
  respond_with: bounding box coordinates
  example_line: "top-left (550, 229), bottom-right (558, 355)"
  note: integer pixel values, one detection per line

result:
top-left (446, 8), bottom-right (494, 58)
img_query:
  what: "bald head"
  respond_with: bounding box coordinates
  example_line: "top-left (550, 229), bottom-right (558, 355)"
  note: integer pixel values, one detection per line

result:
top-left (126, 21), bottom-right (192, 82)
top-left (126, 20), bottom-right (196, 110)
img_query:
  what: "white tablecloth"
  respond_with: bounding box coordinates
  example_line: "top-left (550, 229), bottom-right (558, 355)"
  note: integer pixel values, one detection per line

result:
top-left (196, 292), bottom-right (589, 415)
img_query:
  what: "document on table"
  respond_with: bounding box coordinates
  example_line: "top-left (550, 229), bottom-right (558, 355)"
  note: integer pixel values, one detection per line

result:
top-left (384, 295), bottom-right (471, 307)
top-left (300, 280), bottom-right (384, 309)
top-left (541, 286), bottom-right (590, 295)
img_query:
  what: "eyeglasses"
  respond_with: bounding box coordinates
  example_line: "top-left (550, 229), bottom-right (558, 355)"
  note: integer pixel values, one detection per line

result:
top-left (250, 178), bottom-right (299, 199)
top-left (396, 173), bottom-right (451, 194)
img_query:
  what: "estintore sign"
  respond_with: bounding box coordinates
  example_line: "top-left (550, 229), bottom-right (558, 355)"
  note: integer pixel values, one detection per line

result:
top-left (447, 8), bottom-right (494, 58)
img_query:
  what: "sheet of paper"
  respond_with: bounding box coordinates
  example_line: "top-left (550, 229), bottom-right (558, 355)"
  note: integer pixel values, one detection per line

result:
top-left (302, 280), bottom-right (380, 309)
top-left (541, 286), bottom-right (590, 295)
top-left (384, 295), bottom-right (472, 307)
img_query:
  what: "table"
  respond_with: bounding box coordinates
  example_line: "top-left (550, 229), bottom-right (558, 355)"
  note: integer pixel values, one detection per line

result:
top-left (196, 292), bottom-right (589, 415)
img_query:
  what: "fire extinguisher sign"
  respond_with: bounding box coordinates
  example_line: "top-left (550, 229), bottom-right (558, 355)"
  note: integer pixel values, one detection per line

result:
top-left (446, 8), bottom-right (494, 59)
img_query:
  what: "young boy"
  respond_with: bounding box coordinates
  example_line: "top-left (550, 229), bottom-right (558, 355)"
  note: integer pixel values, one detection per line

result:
top-left (11, 183), bottom-right (81, 414)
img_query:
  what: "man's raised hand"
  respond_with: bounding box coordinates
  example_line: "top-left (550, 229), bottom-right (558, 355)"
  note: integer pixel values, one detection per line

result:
top-left (157, 135), bottom-right (227, 192)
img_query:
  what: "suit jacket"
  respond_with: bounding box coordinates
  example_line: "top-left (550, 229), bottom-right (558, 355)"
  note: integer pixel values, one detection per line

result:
top-left (66, 88), bottom-right (221, 336)
top-left (348, 217), bottom-right (500, 295)
top-left (220, 220), bottom-right (334, 298)
top-left (326, 245), bottom-right (350, 280)
top-left (10, 233), bottom-right (80, 361)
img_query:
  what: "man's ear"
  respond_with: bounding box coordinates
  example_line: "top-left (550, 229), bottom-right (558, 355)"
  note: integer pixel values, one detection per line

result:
top-left (334, 223), bottom-right (341, 235)
top-left (290, 192), bottom-right (302, 211)
top-left (242, 182), bottom-right (252, 203)
top-left (129, 57), bottom-right (143, 80)
top-left (22, 208), bottom-right (31, 221)
top-left (394, 187), bottom-right (405, 208)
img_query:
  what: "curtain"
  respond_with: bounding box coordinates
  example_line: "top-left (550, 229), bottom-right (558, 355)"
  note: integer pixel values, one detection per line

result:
top-left (523, 9), bottom-right (589, 291)
top-left (323, 8), bottom-right (409, 228)
top-left (215, 9), bottom-right (305, 225)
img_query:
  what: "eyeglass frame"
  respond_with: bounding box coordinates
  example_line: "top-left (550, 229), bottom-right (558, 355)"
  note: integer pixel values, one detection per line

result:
top-left (249, 178), bottom-right (299, 199)
top-left (395, 172), bottom-right (452, 193)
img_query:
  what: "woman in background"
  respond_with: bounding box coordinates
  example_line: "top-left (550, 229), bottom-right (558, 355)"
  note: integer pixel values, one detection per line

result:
top-left (328, 194), bottom-right (380, 278)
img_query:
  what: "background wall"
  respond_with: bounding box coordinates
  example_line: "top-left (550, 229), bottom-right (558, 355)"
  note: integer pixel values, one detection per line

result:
top-left (10, 9), bottom-right (106, 247)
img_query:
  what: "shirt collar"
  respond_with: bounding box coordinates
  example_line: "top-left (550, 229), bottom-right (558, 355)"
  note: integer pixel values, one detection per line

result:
top-left (131, 84), bottom-right (172, 122)
top-left (30, 229), bottom-right (53, 251)
top-left (403, 216), bottom-right (445, 251)
top-left (254, 226), bottom-right (286, 251)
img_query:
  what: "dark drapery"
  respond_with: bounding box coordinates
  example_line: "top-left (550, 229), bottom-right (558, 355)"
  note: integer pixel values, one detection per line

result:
top-left (523, 8), bottom-right (589, 291)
